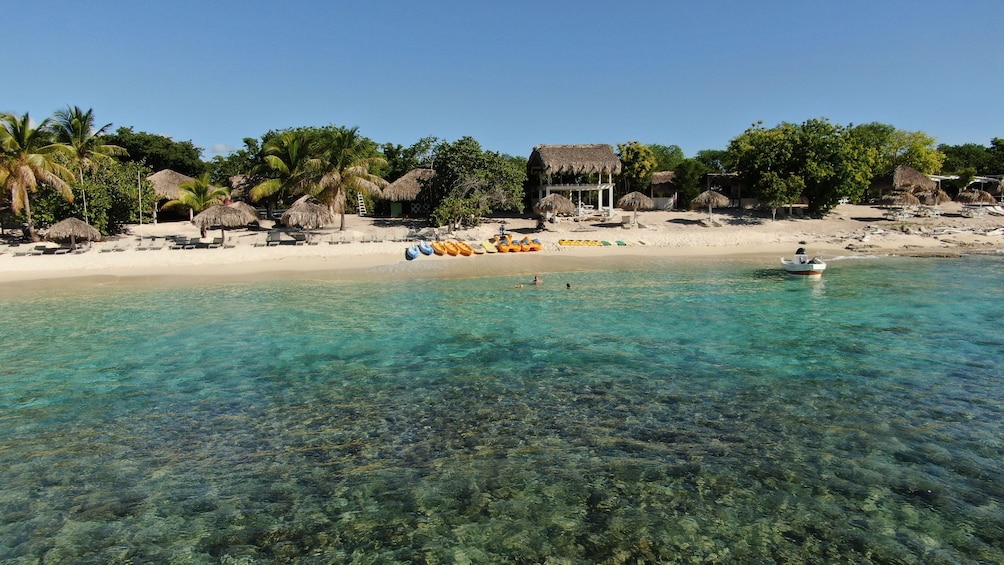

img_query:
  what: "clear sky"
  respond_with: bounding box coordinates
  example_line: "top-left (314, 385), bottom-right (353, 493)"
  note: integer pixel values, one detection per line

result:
top-left (6, 0), bottom-right (1002, 160)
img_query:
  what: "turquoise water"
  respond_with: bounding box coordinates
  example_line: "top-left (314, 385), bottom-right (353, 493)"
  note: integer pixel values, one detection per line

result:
top-left (1, 255), bottom-right (1003, 563)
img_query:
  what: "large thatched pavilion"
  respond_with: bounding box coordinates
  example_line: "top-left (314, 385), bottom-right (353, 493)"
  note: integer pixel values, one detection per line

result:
top-left (527, 144), bottom-right (621, 217)
top-left (147, 169), bottom-right (196, 222)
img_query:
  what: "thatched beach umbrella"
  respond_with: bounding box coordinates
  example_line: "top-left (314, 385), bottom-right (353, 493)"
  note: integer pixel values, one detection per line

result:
top-left (917, 188), bottom-right (952, 206)
top-left (281, 195), bottom-right (336, 241)
top-left (880, 191), bottom-right (920, 208)
top-left (193, 204), bottom-right (258, 242)
top-left (45, 217), bottom-right (101, 250)
top-left (382, 168), bottom-right (433, 202)
top-left (957, 189), bottom-right (997, 205)
top-left (228, 200), bottom-right (261, 223)
top-left (618, 191), bottom-right (654, 225)
top-left (691, 189), bottom-right (730, 221)
top-left (533, 193), bottom-right (576, 217)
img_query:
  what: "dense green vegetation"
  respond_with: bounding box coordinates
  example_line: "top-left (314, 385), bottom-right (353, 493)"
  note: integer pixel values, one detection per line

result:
top-left (3, 105), bottom-right (1001, 239)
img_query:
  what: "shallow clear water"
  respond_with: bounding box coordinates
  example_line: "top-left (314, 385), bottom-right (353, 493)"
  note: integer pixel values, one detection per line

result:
top-left (1, 255), bottom-right (1002, 563)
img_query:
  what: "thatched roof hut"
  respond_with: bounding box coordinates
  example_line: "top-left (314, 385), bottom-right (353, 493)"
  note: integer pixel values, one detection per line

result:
top-left (895, 166), bottom-right (936, 192)
top-left (871, 165), bottom-right (936, 195)
top-left (147, 169), bottom-right (195, 200)
top-left (527, 144), bottom-right (622, 176)
top-left (650, 171), bottom-right (676, 196)
top-left (382, 168), bottom-right (434, 202)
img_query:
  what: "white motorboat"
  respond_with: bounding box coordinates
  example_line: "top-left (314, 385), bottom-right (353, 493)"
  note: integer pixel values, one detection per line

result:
top-left (781, 248), bottom-right (826, 277)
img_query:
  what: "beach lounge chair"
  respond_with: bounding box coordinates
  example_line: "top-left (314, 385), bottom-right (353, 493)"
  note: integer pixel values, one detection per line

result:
top-left (291, 232), bottom-right (308, 245)
top-left (266, 231), bottom-right (282, 246)
top-left (71, 242), bottom-right (93, 254)
top-left (207, 237), bottom-right (224, 249)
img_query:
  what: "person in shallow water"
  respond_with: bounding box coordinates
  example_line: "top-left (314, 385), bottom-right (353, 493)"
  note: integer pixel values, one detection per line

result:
top-left (533, 275), bottom-right (542, 285)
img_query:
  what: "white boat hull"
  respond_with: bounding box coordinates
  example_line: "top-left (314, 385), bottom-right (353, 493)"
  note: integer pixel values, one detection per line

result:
top-left (781, 257), bottom-right (826, 277)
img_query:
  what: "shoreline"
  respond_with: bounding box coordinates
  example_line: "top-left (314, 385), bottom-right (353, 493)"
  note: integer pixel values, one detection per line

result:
top-left (1, 203), bottom-right (1002, 288)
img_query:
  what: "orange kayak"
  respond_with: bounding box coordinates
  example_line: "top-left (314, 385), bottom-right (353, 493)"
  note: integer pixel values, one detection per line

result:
top-left (431, 241), bottom-right (446, 255)
top-left (456, 241), bottom-right (473, 256)
top-left (444, 241), bottom-right (459, 256)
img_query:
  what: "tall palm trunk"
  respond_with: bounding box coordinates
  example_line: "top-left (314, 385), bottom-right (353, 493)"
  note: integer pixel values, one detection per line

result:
top-left (23, 198), bottom-right (38, 242)
top-left (78, 165), bottom-right (89, 223)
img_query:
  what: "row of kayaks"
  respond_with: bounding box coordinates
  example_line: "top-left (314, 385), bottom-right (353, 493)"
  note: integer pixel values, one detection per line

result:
top-left (558, 239), bottom-right (647, 246)
top-left (405, 237), bottom-right (542, 260)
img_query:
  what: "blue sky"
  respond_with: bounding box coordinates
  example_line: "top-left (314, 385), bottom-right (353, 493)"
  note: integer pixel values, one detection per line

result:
top-left (6, 1), bottom-right (1002, 160)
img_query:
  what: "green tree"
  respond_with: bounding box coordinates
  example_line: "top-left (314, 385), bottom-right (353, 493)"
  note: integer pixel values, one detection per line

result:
top-left (0, 112), bottom-right (75, 240)
top-left (616, 141), bottom-right (658, 194)
top-left (939, 142), bottom-right (994, 173)
top-left (35, 159), bottom-right (155, 234)
top-left (162, 172), bottom-right (229, 220)
top-left (757, 171), bottom-right (806, 220)
top-left (207, 137), bottom-right (264, 186)
top-left (49, 106), bottom-right (128, 223)
top-left (850, 122), bottom-right (944, 175)
top-left (989, 138), bottom-right (1004, 174)
top-left (940, 138), bottom-right (1004, 175)
top-left (379, 136), bottom-right (438, 182)
top-left (106, 126), bottom-right (205, 176)
top-left (313, 126), bottom-right (387, 231)
top-left (424, 137), bottom-right (525, 229)
top-left (649, 144), bottom-right (685, 172)
top-left (728, 119), bottom-right (873, 215)
top-left (671, 158), bottom-right (709, 207)
top-left (249, 131), bottom-right (323, 209)
top-left (694, 149), bottom-right (733, 174)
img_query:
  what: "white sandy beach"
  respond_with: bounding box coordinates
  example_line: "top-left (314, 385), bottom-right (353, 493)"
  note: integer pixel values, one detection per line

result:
top-left (2, 203), bottom-right (1003, 286)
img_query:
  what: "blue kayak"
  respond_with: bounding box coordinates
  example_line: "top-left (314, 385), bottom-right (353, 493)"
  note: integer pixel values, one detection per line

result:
top-left (405, 245), bottom-right (420, 260)
top-left (418, 240), bottom-right (434, 255)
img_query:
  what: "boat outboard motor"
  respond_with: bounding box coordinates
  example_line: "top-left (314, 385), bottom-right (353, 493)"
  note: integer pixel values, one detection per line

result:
top-left (795, 247), bottom-right (808, 263)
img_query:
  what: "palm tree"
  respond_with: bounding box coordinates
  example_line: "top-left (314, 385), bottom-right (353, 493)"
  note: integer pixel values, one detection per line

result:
top-left (161, 172), bottom-right (230, 220)
top-left (250, 131), bottom-right (324, 207)
top-left (49, 106), bottom-right (127, 223)
top-left (313, 127), bottom-right (387, 231)
top-left (0, 113), bottom-right (75, 241)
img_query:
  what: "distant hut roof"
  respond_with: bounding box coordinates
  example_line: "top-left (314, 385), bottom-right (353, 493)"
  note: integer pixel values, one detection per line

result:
top-left (147, 169), bottom-right (195, 200)
top-left (528, 144), bottom-right (622, 176)
top-left (871, 165), bottom-right (936, 193)
top-left (651, 171), bottom-right (676, 186)
top-left (893, 165), bottom-right (937, 192)
top-left (382, 168), bottom-right (434, 202)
